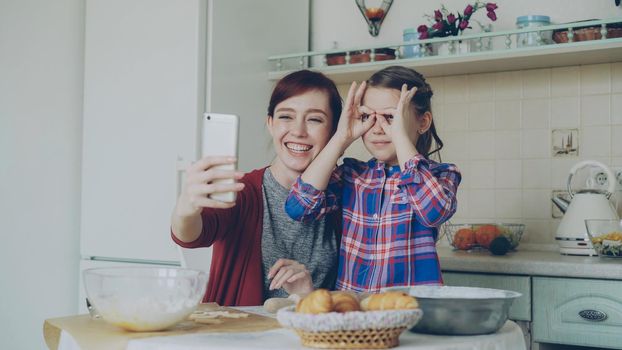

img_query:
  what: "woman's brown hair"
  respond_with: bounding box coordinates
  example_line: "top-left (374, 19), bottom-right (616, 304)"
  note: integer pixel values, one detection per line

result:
top-left (268, 70), bottom-right (342, 131)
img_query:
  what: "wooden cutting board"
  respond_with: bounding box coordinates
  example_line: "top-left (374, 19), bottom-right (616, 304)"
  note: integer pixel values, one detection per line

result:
top-left (43, 303), bottom-right (280, 350)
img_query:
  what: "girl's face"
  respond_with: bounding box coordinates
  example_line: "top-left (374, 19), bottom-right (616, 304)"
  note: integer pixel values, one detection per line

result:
top-left (267, 89), bottom-right (333, 177)
top-left (361, 86), bottom-right (421, 165)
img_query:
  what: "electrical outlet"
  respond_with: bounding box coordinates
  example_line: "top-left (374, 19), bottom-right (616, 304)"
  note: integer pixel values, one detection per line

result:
top-left (587, 167), bottom-right (622, 190)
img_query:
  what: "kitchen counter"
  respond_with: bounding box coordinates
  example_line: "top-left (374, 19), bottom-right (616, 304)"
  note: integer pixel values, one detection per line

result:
top-left (437, 246), bottom-right (622, 280)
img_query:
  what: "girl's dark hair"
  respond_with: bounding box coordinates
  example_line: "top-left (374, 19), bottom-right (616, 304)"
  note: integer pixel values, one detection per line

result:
top-left (268, 70), bottom-right (342, 131)
top-left (367, 66), bottom-right (443, 161)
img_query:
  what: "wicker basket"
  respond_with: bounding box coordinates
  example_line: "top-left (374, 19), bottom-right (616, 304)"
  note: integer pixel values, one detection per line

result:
top-left (295, 327), bottom-right (405, 349)
top-left (277, 306), bottom-right (422, 349)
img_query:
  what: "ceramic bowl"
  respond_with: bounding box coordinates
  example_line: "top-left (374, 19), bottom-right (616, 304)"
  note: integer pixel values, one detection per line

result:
top-left (83, 267), bottom-right (208, 331)
top-left (325, 48), bottom-right (395, 66)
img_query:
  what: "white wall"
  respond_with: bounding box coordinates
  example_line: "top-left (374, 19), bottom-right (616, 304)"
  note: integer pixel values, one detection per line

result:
top-left (430, 63), bottom-right (622, 246)
top-left (0, 0), bottom-right (84, 349)
top-left (311, 0), bottom-right (621, 50)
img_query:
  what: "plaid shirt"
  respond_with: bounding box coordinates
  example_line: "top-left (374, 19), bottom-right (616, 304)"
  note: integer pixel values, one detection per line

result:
top-left (285, 155), bottom-right (461, 292)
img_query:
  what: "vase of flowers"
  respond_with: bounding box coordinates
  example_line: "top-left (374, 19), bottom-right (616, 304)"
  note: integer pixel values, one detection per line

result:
top-left (417, 1), bottom-right (498, 55)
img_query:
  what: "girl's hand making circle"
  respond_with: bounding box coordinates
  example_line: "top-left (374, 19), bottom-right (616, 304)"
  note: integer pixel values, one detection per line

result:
top-left (335, 81), bottom-right (377, 147)
top-left (176, 156), bottom-right (245, 217)
top-left (376, 84), bottom-right (418, 141)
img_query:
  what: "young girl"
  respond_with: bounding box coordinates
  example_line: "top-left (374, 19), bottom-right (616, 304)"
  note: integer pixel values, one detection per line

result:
top-left (285, 66), bottom-right (461, 292)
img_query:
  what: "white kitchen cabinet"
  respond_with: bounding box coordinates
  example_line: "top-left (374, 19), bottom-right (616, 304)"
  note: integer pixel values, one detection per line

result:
top-left (442, 270), bottom-right (622, 350)
top-left (80, 0), bottom-right (308, 268)
top-left (533, 277), bottom-right (622, 350)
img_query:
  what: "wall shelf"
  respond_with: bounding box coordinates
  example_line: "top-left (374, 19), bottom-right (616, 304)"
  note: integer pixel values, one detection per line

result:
top-left (268, 18), bottom-right (622, 83)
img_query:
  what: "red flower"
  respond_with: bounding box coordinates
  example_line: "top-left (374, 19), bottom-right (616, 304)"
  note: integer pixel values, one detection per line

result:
top-left (417, 24), bottom-right (429, 39)
top-left (434, 10), bottom-right (443, 22)
top-left (463, 4), bottom-right (474, 16)
top-left (416, 2), bottom-right (498, 39)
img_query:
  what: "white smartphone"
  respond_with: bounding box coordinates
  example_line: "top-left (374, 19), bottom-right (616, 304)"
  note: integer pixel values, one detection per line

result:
top-left (201, 113), bottom-right (239, 202)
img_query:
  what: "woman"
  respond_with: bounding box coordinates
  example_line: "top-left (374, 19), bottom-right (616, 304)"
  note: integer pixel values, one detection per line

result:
top-left (171, 70), bottom-right (342, 306)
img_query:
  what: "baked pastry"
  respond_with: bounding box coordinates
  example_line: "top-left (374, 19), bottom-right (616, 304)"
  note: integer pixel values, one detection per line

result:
top-left (330, 291), bottom-right (360, 313)
top-left (360, 291), bottom-right (419, 311)
top-left (296, 289), bottom-right (333, 314)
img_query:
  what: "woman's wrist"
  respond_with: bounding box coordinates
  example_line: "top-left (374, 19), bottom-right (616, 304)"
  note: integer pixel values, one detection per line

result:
top-left (175, 196), bottom-right (202, 218)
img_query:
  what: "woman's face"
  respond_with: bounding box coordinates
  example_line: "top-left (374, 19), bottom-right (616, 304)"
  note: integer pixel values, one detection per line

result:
top-left (267, 89), bottom-right (333, 176)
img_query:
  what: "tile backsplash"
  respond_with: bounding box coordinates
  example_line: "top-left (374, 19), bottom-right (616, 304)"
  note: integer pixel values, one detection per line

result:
top-left (343, 62), bottom-right (622, 247)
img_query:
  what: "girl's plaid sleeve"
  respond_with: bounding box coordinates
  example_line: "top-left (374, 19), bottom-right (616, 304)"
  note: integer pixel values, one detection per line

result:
top-left (284, 168), bottom-right (343, 223)
top-left (397, 155), bottom-right (462, 227)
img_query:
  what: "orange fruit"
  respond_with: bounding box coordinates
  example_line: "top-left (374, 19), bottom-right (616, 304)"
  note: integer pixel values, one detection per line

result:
top-left (475, 224), bottom-right (502, 248)
top-left (453, 228), bottom-right (476, 250)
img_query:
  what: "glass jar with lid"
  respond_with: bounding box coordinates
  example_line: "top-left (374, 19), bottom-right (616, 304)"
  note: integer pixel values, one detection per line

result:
top-left (402, 28), bottom-right (433, 58)
top-left (516, 15), bottom-right (553, 47)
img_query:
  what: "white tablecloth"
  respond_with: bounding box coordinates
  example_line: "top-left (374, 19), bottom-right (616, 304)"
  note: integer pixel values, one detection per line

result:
top-left (125, 321), bottom-right (525, 350)
top-left (58, 307), bottom-right (526, 350)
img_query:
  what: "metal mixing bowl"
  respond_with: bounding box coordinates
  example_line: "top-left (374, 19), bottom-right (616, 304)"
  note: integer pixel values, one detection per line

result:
top-left (386, 286), bottom-right (521, 335)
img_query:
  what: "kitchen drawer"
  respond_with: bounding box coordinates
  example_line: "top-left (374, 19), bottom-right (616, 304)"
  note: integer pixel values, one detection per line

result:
top-left (443, 272), bottom-right (531, 321)
top-left (533, 276), bottom-right (622, 349)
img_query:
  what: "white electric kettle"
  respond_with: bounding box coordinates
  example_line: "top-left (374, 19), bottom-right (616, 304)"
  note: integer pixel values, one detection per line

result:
top-left (551, 160), bottom-right (620, 255)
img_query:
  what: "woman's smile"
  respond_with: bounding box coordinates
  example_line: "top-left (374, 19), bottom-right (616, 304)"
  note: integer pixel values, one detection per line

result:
top-left (285, 142), bottom-right (313, 153)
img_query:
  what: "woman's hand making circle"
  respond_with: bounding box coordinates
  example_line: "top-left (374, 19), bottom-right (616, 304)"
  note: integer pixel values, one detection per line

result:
top-left (176, 156), bottom-right (245, 217)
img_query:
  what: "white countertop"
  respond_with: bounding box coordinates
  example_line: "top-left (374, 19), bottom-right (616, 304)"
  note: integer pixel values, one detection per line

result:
top-left (437, 246), bottom-right (622, 280)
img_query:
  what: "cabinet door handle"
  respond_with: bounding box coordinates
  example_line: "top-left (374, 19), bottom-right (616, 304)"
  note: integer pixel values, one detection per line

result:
top-left (578, 309), bottom-right (608, 322)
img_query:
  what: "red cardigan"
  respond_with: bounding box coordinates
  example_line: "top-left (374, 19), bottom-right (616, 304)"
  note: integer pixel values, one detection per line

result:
top-left (172, 168), bottom-right (267, 306)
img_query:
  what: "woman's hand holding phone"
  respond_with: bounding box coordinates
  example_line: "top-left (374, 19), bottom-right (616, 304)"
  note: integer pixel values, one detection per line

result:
top-left (176, 156), bottom-right (245, 217)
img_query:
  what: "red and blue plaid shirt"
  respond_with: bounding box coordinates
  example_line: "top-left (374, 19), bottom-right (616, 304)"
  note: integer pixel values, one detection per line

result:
top-left (285, 155), bottom-right (461, 292)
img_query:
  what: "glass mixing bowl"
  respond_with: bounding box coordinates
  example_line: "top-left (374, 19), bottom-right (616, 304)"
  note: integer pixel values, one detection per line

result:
top-left (83, 267), bottom-right (208, 331)
top-left (585, 219), bottom-right (622, 258)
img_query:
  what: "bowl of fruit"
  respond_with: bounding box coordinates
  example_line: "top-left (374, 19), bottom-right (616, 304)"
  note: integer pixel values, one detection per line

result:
top-left (585, 219), bottom-right (622, 258)
top-left (444, 223), bottom-right (525, 255)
